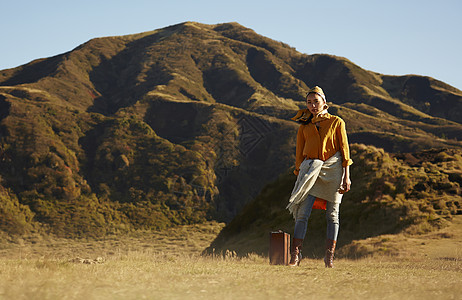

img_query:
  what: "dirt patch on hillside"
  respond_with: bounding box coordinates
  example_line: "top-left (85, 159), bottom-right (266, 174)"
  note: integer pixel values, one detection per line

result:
top-left (407, 215), bottom-right (462, 260)
top-left (340, 215), bottom-right (462, 260)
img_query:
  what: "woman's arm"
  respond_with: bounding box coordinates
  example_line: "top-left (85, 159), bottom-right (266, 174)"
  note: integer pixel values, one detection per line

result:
top-left (337, 119), bottom-right (353, 167)
top-left (336, 119), bottom-right (352, 193)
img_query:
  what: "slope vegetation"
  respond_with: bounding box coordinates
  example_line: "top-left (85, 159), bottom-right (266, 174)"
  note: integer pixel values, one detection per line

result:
top-left (206, 144), bottom-right (462, 258)
top-left (0, 22), bottom-right (461, 237)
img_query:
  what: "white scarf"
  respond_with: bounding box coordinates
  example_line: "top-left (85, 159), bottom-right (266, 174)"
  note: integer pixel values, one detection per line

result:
top-left (286, 152), bottom-right (343, 218)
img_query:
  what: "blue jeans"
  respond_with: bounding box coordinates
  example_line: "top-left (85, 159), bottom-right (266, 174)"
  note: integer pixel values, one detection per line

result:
top-left (293, 194), bottom-right (340, 241)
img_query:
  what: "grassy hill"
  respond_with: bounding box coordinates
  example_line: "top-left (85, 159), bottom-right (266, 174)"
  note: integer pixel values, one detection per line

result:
top-left (0, 218), bottom-right (461, 299)
top-left (0, 22), bottom-right (461, 237)
top-left (206, 144), bottom-right (462, 258)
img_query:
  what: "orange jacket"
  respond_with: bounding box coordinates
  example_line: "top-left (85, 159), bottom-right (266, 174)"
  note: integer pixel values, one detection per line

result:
top-left (295, 112), bottom-right (353, 174)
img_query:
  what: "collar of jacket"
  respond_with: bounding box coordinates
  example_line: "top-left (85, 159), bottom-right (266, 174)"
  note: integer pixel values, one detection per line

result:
top-left (311, 110), bottom-right (330, 124)
top-left (291, 108), bottom-right (312, 123)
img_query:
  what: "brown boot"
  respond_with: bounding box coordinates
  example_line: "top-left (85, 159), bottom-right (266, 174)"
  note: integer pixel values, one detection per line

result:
top-left (289, 238), bottom-right (303, 266)
top-left (324, 239), bottom-right (337, 268)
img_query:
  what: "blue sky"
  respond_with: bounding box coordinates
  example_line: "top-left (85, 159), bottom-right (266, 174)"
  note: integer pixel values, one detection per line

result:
top-left (2, 0), bottom-right (461, 90)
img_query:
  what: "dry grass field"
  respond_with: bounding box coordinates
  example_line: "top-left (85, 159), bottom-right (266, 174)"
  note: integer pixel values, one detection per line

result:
top-left (0, 218), bottom-right (461, 300)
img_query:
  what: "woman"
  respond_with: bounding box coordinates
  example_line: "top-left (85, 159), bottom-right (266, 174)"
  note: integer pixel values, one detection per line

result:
top-left (286, 86), bottom-right (352, 268)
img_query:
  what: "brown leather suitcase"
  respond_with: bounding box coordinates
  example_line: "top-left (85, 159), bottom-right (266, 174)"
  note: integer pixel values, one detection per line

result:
top-left (269, 231), bottom-right (290, 265)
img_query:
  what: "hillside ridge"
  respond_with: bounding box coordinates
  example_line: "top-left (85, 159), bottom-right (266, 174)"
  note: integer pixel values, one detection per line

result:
top-left (0, 21), bottom-right (461, 237)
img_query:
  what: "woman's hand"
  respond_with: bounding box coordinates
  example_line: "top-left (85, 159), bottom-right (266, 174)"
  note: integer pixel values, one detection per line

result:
top-left (339, 166), bottom-right (351, 194)
top-left (338, 176), bottom-right (351, 194)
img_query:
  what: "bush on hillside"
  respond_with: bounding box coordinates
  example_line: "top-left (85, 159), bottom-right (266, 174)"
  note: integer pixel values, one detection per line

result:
top-left (206, 144), bottom-right (462, 258)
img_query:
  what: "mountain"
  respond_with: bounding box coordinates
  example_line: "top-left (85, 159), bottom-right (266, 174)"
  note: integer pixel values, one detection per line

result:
top-left (0, 22), bottom-right (461, 237)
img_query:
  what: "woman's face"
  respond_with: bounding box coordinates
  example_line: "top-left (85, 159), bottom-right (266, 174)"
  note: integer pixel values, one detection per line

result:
top-left (306, 93), bottom-right (326, 115)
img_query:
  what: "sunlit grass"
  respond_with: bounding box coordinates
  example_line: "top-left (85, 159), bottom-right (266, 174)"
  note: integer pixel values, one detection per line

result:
top-left (0, 221), bottom-right (461, 299)
top-left (0, 252), bottom-right (460, 299)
